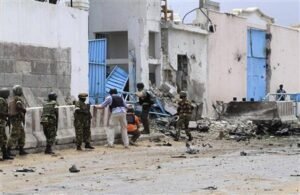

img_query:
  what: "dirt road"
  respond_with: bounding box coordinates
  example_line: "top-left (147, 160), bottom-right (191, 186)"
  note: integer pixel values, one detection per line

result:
top-left (1, 135), bottom-right (299, 194)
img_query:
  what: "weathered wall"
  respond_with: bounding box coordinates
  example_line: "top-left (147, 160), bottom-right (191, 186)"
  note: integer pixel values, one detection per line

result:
top-left (206, 11), bottom-right (248, 117)
top-left (0, 0), bottom-right (88, 103)
top-left (162, 22), bottom-right (209, 115)
top-left (269, 25), bottom-right (300, 93)
top-left (0, 43), bottom-right (71, 105)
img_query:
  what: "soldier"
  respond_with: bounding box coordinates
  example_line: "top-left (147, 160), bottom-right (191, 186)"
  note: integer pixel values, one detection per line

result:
top-left (74, 93), bottom-right (94, 151)
top-left (135, 83), bottom-right (154, 134)
top-left (41, 92), bottom-right (59, 154)
top-left (175, 91), bottom-right (193, 141)
top-left (7, 85), bottom-right (28, 156)
top-left (0, 88), bottom-right (14, 160)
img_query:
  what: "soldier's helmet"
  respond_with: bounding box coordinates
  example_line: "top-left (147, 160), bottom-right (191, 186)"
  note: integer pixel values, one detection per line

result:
top-left (48, 92), bottom-right (57, 101)
top-left (0, 88), bottom-right (10, 99)
top-left (12, 85), bottom-right (23, 96)
top-left (179, 91), bottom-right (187, 98)
top-left (78, 93), bottom-right (88, 99)
top-left (127, 104), bottom-right (134, 113)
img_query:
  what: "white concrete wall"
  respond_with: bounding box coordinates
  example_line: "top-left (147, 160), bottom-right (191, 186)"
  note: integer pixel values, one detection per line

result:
top-left (0, 0), bottom-right (88, 98)
top-left (269, 25), bottom-right (300, 93)
top-left (164, 23), bottom-right (209, 115)
top-left (207, 11), bottom-right (248, 117)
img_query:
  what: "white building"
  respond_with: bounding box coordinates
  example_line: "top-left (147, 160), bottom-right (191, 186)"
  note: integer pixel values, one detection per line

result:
top-left (0, 0), bottom-right (89, 105)
top-left (89, 0), bottom-right (162, 91)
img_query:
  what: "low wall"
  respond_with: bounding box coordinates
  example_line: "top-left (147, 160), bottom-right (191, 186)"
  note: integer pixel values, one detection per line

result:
top-left (6, 105), bottom-right (113, 149)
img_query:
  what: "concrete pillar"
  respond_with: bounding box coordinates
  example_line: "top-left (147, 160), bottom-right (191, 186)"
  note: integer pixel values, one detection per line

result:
top-left (128, 17), bottom-right (150, 91)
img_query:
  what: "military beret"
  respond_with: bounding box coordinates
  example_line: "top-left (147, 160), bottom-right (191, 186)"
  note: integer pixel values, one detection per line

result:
top-left (78, 93), bottom-right (88, 98)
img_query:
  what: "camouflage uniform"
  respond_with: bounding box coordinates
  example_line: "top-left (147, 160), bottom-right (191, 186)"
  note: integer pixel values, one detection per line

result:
top-left (41, 100), bottom-right (58, 148)
top-left (7, 95), bottom-right (27, 155)
top-left (0, 97), bottom-right (8, 149)
top-left (176, 97), bottom-right (193, 141)
top-left (74, 93), bottom-right (93, 149)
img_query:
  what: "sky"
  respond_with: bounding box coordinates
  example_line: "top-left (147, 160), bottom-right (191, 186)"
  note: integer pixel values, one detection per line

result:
top-left (168, 0), bottom-right (300, 26)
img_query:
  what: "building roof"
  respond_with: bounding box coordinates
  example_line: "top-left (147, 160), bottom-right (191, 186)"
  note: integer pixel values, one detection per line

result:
top-left (232, 7), bottom-right (275, 23)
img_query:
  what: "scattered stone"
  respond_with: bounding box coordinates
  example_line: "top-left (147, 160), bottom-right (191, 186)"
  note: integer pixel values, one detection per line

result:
top-left (16, 168), bottom-right (35, 173)
top-left (290, 174), bottom-right (300, 177)
top-left (171, 155), bottom-right (187, 158)
top-left (162, 142), bottom-right (172, 146)
top-left (186, 142), bottom-right (199, 154)
top-left (202, 143), bottom-right (213, 148)
top-left (240, 151), bottom-right (247, 156)
top-left (297, 143), bottom-right (300, 148)
top-left (69, 165), bottom-right (80, 173)
top-left (0, 170), bottom-right (3, 172)
top-left (202, 186), bottom-right (217, 190)
top-left (188, 121), bottom-right (198, 129)
top-left (157, 165), bottom-right (161, 169)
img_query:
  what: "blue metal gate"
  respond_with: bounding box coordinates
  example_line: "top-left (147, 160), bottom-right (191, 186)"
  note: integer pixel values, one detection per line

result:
top-left (89, 39), bottom-right (107, 104)
top-left (247, 29), bottom-right (267, 101)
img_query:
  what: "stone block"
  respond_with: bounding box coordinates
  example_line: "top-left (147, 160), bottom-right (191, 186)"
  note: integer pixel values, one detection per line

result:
top-left (56, 62), bottom-right (71, 75)
top-left (15, 60), bottom-right (32, 74)
top-left (188, 121), bottom-right (198, 129)
top-left (0, 59), bottom-right (14, 73)
top-left (52, 88), bottom-right (66, 105)
top-left (23, 74), bottom-right (57, 88)
top-left (23, 87), bottom-right (40, 107)
top-left (2, 43), bottom-right (18, 59)
top-left (31, 61), bottom-right (51, 74)
top-left (0, 73), bottom-right (5, 85)
top-left (4, 73), bottom-right (23, 86)
top-left (57, 75), bottom-right (71, 88)
top-left (55, 48), bottom-right (71, 63)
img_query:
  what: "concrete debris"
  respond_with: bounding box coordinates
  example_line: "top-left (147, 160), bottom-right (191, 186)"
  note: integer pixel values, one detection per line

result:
top-left (240, 151), bottom-right (247, 156)
top-left (164, 102), bottom-right (178, 115)
top-left (186, 142), bottom-right (199, 154)
top-left (290, 174), bottom-right (300, 177)
top-left (69, 165), bottom-right (80, 173)
top-left (188, 121), bottom-right (198, 129)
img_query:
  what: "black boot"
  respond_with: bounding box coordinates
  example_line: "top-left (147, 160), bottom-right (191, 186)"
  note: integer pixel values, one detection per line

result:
top-left (45, 145), bottom-right (55, 155)
top-left (2, 146), bottom-right (14, 160)
top-left (188, 135), bottom-right (193, 141)
top-left (7, 147), bottom-right (16, 157)
top-left (76, 145), bottom-right (82, 151)
top-left (85, 143), bottom-right (94, 149)
top-left (19, 147), bottom-right (28, 155)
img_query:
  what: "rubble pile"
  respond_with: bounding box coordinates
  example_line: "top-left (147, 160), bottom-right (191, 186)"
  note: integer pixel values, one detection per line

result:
top-left (153, 116), bottom-right (300, 141)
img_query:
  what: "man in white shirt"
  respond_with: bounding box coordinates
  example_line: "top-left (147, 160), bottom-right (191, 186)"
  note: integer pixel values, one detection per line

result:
top-left (95, 89), bottom-right (129, 148)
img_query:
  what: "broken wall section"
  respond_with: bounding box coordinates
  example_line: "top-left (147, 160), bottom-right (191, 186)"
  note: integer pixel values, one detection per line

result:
top-left (161, 22), bottom-right (208, 116)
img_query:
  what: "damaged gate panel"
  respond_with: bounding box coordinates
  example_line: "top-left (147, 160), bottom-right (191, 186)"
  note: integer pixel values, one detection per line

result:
top-left (105, 66), bottom-right (128, 93)
top-left (247, 29), bottom-right (267, 101)
top-left (89, 39), bottom-right (107, 104)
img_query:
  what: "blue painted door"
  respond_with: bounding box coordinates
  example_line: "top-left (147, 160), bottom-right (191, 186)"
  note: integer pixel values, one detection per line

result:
top-left (247, 29), bottom-right (266, 101)
top-left (89, 39), bottom-right (107, 104)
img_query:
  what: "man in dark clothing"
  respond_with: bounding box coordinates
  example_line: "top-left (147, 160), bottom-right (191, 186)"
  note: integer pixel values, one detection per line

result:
top-left (0, 88), bottom-right (14, 160)
top-left (276, 84), bottom-right (286, 101)
top-left (135, 83), bottom-right (153, 134)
